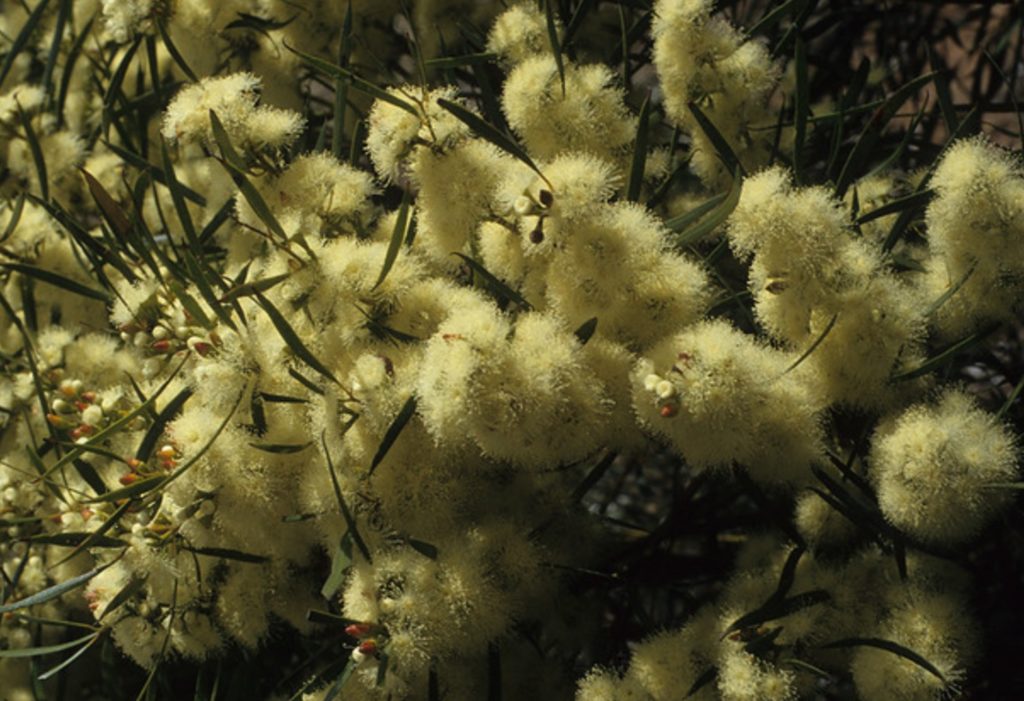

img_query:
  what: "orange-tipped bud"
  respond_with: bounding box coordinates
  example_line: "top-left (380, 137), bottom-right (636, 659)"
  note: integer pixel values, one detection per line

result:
top-left (151, 339), bottom-right (171, 353)
top-left (659, 404), bottom-right (678, 418)
top-left (119, 473), bottom-right (138, 486)
top-left (345, 623), bottom-right (373, 638)
top-left (357, 639), bottom-right (378, 656)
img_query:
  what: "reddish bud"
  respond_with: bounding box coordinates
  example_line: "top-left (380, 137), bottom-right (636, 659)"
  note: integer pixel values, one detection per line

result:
top-left (70, 424), bottom-right (95, 440)
top-left (119, 473), bottom-right (138, 486)
top-left (151, 339), bottom-right (171, 353)
top-left (80, 391), bottom-right (97, 403)
top-left (357, 639), bottom-right (378, 656)
top-left (345, 623), bottom-right (373, 638)
top-left (659, 404), bottom-right (678, 418)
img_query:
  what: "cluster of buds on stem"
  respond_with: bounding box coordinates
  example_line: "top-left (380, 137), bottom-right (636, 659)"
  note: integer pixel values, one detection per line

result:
top-left (643, 370), bottom-right (681, 418)
top-left (345, 622), bottom-right (385, 664)
top-left (46, 377), bottom-right (120, 442)
top-left (513, 188), bottom-right (554, 244)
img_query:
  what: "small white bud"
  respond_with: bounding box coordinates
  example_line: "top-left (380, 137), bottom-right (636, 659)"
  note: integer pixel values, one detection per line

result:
top-left (133, 331), bottom-right (151, 347)
top-left (81, 405), bottom-right (104, 426)
top-left (52, 399), bottom-right (72, 413)
top-left (655, 380), bottom-right (676, 399)
top-left (643, 374), bottom-right (662, 392)
top-left (152, 326), bottom-right (169, 340)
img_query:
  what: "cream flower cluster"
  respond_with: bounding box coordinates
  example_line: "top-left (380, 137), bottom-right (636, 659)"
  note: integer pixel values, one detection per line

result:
top-left (0, 1), bottom-right (1019, 700)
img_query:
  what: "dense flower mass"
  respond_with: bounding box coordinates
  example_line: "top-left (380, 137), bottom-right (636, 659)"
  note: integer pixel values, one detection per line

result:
top-left (0, 0), bottom-right (1020, 699)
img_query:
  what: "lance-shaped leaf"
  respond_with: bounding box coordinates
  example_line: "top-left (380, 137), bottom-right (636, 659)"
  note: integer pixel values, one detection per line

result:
top-left (784, 313), bottom-right (838, 373)
top-left (135, 386), bottom-right (193, 462)
top-left (0, 632), bottom-right (98, 659)
top-left (0, 564), bottom-right (112, 615)
top-left (687, 102), bottom-right (744, 176)
top-left (369, 396), bottom-right (417, 476)
top-left (27, 532), bottom-right (128, 549)
top-left (818, 638), bottom-right (946, 681)
top-left (103, 141), bottom-right (206, 205)
top-left (673, 169), bottom-right (743, 247)
top-left (16, 105), bottom-right (49, 202)
top-left (284, 42), bottom-right (418, 117)
top-left (374, 189), bottom-right (411, 289)
top-left (722, 589), bottom-right (831, 637)
top-left (452, 253), bottom-right (534, 311)
top-left (255, 291), bottom-right (339, 385)
top-left (0, 0), bottom-right (50, 88)
top-left (181, 546), bottom-right (269, 564)
top-left (1, 263), bottom-right (109, 302)
top-left (321, 432), bottom-right (372, 563)
top-left (436, 99), bottom-right (549, 186)
top-left (155, 18), bottom-right (197, 82)
top-left (573, 317), bottom-right (598, 345)
top-left (626, 92), bottom-right (652, 202)
top-left (544, 0), bottom-right (565, 96)
top-left (856, 189), bottom-right (934, 225)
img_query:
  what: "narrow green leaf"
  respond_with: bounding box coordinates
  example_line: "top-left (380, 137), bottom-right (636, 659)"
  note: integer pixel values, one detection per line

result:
top-left (56, 15), bottom-right (94, 128)
top-left (103, 141), bottom-right (207, 205)
top-left (543, 0), bottom-right (565, 97)
top-left (320, 533), bottom-right (353, 599)
top-left (36, 630), bottom-right (102, 680)
top-left (223, 11), bottom-right (297, 35)
top-left (406, 537), bottom-right (438, 560)
top-left (322, 659), bottom-right (356, 701)
top-left (98, 576), bottom-right (147, 620)
top-left (255, 292), bottom-right (339, 385)
top-left (321, 432), bottom-right (372, 563)
top-left (167, 280), bottom-right (215, 330)
top-left (181, 546), bottom-right (269, 564)
top-left (369, 396), bottom-right (417, 476)
top-left (793, 36), bottom-right (809, 183)
top-left (135, 387), bottom-right (193, 462)
top-left (747, 0), bottom-right (804, 36)
top-left (674, 169), bottom-right (743, 247)
top-left (0, 632), bottom-right (97, 659)
top-left (436, 99), bottom-right (548, 185)
top-left (219, 272), bottom-right (291, 303)
top-left (687, 102), bottom-right (744, 176)
top-left (27, 532), bottom-right (128, 548)
top-left (2, 263), bottom-right (109, 302)
top-left (818, 638), bottom-right (945, 681)
top-left (159, 137), bottom-right (199, 246)
top-left (626, 92), bottom-right (651, 202)
top-left (284, 42), bottom-right (419, 117)
top-left (723, 590), bottom-right (830, 637)
top-left (248, 442), bottom-right (313, 454)
top-left (927, 44), bottom-right (959, 135)
top-left (835, 71), bottom-right (939, 197)
top-left (0, 192), bottom-right (26, 244)
top-left (332, 2), bottom-right (354, 160)
top-left (71, 458), bottom-right (108, 496)
top-left (0, 0), bottom-right (51, 88)
top-left (571, 450), bottom-right (617, 503)
top-left (288, 367), bottom-right (325, 395)
top-left (102, 36), bottom-right (143, 115)
top-left (856, 189), bottom-right (933, 225)
top-left (16, 104), bottom-right (49, 202)
top-left (452, 253), bottom-right (534, 311)
top-left (686, 667), bottom-right (717, 698)
top-left (373, 189), bottom-right (411, 289)
top-left (424, 52), bottom-right (497, 70)
top-left (81, 168), bottom-right (154, 271)
top-left (42, 0), bottom-right (71, 101)
top-left (208, 109), bottom-right (249, 172)
top-left (562, 0), bottom-right (599, 49)
top-left (155, 18), bottom-right (198, 82)
top-left (891, 324), bottom-right (997, 382)
top-left (0, 565), bottom-right (109, 615)
top-left (784, 313), bottom-right (838, 373)
top-left (573, 317), bottom-right (598, 345)
top-left (665, 192), bottom-right (728, 232)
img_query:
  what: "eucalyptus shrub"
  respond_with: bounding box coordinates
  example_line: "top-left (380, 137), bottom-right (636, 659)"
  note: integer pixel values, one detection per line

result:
top-left (0, 0), bottom-right (1022, 699)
